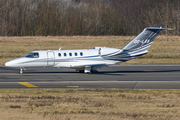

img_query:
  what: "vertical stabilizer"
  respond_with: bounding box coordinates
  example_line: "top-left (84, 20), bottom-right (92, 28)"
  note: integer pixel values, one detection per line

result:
top-left (101, 26), bottom-right (172, 61)
top-left (122, 26), bottom-right (171, 52)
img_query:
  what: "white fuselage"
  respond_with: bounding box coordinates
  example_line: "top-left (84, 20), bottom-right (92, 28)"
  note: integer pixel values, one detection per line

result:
top-left (5, 47), bottom-right (121, 69)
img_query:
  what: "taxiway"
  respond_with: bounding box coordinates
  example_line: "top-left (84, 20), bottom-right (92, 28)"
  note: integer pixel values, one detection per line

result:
top-left (0, 65), bottom-right (180, 89)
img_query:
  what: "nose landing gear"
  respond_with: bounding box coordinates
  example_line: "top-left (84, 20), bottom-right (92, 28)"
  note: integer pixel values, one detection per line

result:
top-left (20, 68), bottom-right (23, 74)
top-left (20, 68), bottom-right (26, 74)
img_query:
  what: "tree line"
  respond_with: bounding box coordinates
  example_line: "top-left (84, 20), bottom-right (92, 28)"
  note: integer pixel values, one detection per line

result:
top-left (0, 0), bottom-right (179, 36)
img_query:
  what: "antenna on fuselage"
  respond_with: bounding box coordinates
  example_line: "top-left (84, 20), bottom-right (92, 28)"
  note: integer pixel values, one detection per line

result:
top-left (59, 47), bottom-right (61, 50)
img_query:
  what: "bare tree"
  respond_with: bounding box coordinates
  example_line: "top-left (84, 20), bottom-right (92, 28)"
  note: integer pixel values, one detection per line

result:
top-left (0, 0), bottom-right (179, 36)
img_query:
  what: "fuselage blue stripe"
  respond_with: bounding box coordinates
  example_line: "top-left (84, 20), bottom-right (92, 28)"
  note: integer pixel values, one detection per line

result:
top-left (75, 55), bottom-right (100, 58)
top-left (101, 50), bottom-right (120, 57)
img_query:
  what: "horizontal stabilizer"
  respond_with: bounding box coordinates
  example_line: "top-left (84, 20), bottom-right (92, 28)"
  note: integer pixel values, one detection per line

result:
top-left (146, 26), bottom-right (173, 30)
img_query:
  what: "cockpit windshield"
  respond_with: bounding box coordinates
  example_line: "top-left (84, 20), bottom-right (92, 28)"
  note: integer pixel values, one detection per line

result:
top-left (25, 52), bottom-right (39, 58)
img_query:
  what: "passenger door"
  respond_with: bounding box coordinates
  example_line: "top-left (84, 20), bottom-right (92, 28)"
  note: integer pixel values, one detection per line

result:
top-left (47, 51), bottom-right (55, 66)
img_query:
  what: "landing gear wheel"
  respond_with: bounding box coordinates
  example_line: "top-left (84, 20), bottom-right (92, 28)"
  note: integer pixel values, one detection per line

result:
top-left (20, 68), bottom-right (23, 74)
top-left (79, 70), bottom-right (84, 73)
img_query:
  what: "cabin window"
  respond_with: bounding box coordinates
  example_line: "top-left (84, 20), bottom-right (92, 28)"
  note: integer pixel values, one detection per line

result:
top-left (58, 53), bottom-right (61, 57)
top-left (69, 53), bottom-right (72, 56)
top-left (80, 52), bottom-right (83, 56)
top-left (25, 52), bottom-right (39, 58)
top-left (75, 52), bottom-right (77, 56)
top-left (64, 53), bottom-right (67, 57)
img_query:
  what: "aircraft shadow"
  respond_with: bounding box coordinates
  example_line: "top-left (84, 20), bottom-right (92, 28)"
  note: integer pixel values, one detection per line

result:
top-left (95, 70), bottom-right (180, 74)
top-left (22, 70), bottom-right (180, 75)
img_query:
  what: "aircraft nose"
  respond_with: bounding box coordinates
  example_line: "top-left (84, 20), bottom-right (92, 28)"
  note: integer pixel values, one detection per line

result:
top-left (5, 59), bottom-right (19, 67)
top-left (5, 61), bottom-right (12, 67)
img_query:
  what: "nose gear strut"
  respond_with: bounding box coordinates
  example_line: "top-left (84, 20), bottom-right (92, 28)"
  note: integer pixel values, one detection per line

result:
top-left (20, 68), bottom-right (26, 74)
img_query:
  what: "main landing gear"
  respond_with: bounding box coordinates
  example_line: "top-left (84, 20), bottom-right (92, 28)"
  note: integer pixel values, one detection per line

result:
top-left (78, 69), bottom-right (93, 74)
top-left (77, 66), bottom-right (97, 74)
top-left (79, 70), bottom-right (84, 73)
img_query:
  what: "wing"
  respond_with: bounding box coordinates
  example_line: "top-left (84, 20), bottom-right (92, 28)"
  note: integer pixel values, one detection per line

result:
top-left (71, 63), bottom-right (107, 69)
top-left (54, 62), bottom-right (107, 69)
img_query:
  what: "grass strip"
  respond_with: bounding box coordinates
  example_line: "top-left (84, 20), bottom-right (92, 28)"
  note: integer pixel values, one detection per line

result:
top-left (0, 89), bottom-right (180, 120)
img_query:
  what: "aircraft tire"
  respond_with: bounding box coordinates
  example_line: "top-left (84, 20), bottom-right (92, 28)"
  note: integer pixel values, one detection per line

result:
top-left (20, 68), bottom-right (23, 74)
top-left (79, 70), bottom-right (84, 73)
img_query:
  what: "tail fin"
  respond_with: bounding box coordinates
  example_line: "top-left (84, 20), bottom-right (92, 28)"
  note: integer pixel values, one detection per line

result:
top-left (101, 26), bottom-right (172, 61)
top-left (122, 26), bottom-right (172, 52)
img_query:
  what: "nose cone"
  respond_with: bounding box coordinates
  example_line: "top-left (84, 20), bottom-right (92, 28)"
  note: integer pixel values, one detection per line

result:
top-left (5, 61), bottom-right (15, 67)
top-left (5, 59), bottom-right (19, 67)
top-left (5, 62), bottom-right (10, 66)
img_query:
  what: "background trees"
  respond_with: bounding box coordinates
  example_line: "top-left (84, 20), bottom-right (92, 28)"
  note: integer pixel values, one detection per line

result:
top-left (0, 0), bottom-right (179, 36)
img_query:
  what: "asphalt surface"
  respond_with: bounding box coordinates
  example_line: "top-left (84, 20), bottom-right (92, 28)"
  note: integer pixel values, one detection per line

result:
top-left (0, 65), bottom-right (180, 89)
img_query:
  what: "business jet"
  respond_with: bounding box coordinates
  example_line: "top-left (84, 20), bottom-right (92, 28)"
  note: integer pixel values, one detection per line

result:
top-left (5, 26), bottom-right (172, 74)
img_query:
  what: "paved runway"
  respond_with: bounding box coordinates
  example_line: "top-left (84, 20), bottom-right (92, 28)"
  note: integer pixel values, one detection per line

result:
top-left (0, 65), bottom-right (180, 89)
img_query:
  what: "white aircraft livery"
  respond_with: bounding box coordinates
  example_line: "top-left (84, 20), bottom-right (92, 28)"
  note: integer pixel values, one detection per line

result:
top-left (5, 26), bottom-right (172, 74)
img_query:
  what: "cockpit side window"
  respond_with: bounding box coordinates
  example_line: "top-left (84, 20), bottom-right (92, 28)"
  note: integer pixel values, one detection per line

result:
top-left (25, 52), bottom-right (39, 58)
top-left (33, 53), bottom-right (39, 58)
